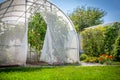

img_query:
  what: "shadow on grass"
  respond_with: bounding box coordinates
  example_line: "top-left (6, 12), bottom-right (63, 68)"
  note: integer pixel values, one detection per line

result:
top-left (0, 67), bottom-right (55, 73)
top-left (0, 62), bottom-right (81, 73)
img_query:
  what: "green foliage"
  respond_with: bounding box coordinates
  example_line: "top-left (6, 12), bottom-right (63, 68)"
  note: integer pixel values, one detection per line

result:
top-left (83, 57), bottom-right (99, 63)
top-left (99, 54), bottom-right (113, 64)
top-left (0, 66), bottom-right (120, 80)
top-left (69, 6), bottom-right (106, 32)
top-left (28, 12), bottom-right (47, 56)
top-left (80, 53), bottom-right (88, 61)
top-left (81, 26), bottom-right (106, 56)
top-left (110, 61), bottom-right (120, 65)
top-left (113, 32), bottom-right (120, 61)
top-left (104, 22), bottom-right (120, 55)
top-left (81, 22), bottom-right (120, 61)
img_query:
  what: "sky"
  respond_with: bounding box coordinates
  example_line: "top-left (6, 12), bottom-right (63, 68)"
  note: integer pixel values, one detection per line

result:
top-left (50, 0), bottom-right (120, 24)
top-left (0, 0), bottom-right (120, 24)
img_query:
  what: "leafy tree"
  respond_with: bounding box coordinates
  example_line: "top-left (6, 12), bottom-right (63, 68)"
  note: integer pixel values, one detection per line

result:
top-left (113, 31), bottom-right (120, 61)
top-left (81, 26), bottom-right (106, 56)
top-left (104, 22), bottom-right (120, 55)
top-left (28, 12), bottom-right (47, 61)
top-left (69, 6), bottom-right (106, 32)
top-left (81, 22), bottom-right (120, 58)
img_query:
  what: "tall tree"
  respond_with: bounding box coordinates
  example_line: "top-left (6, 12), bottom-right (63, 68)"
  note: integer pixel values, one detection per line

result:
top-left (104, 22), bottom-right (120, 55)
top-left (113, 29), bottom-right (120, 61)
top-left (69, 6), bottom-right (106, 32)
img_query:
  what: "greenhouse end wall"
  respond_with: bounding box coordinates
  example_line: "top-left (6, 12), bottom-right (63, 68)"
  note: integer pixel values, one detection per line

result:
top-left (0, 0), bottom-right (79, 66)
top-left (0, 0), bottom-right (27, 66)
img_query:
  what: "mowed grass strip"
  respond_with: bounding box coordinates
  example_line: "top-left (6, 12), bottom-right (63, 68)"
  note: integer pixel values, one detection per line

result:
top-left (0, 66), bottom-right (120, 80)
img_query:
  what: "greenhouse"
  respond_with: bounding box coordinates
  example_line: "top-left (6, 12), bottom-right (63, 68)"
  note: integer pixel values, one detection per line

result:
top-left (0, 0), bottom-right (79, 66)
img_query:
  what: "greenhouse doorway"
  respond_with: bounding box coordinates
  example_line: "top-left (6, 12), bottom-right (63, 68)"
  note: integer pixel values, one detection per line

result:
top-left (27, 12), bottom-right (47, 63)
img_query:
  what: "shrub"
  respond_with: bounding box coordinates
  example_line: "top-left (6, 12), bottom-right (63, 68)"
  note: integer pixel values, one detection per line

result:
top-left (81, 22), bottom-right (120, 57)
top-left (113, 32), bottom-right (120, 62)
top-left (99, 54), bottom-right (113, 64)
top-left (81, 26), bottom-right (106, 56)
top-left (80, 54), bottom-right (88, 61)
top-left (110, 61), bottom-right (120, 65)
top-left (104, 22), bottom-right (120, 55)
top-left (83, 57), bottom-right (99, 63)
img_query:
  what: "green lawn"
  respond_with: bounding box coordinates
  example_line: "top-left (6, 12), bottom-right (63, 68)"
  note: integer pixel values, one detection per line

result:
top-left (0, 66), bottom-right (120, 80)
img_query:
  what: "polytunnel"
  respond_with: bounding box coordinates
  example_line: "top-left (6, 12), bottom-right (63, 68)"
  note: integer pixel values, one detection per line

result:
top-left (0, 0), bottom-right (79, 66)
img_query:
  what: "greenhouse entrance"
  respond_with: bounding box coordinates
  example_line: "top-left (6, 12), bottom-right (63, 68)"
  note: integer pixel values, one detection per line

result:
top-left (0, 0), bottom-right (79, 66)
top-left (27, 12), bottom-right (47, 63)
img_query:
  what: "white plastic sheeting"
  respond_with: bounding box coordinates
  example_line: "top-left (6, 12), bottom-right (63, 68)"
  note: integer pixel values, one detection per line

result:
top-left (0, 0), bottom-right (27, 65)
top-left (0, 0), bottom-right (79, 65)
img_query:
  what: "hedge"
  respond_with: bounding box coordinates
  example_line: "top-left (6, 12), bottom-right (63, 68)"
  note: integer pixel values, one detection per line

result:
top-left (81, 22), bottom-right (120, 59)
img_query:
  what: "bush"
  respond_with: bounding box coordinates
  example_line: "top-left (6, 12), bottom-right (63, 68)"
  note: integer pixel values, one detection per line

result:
top-left (104, 22), bottom-right (120, 55)
top-left (81, 26), bottom-right (106, 56)
top-left (80, 54), bottom-right (88, 61)
top-left (83, 57), bottom-right (99, 63)
top-left (110, 61), bottom-right (120, 65)
top-left (113, 32), bottom-right (120, 61)
top-left (99, 54), bottom-right (113, 64)
top-left (81, 22), bottom-right (120, 57)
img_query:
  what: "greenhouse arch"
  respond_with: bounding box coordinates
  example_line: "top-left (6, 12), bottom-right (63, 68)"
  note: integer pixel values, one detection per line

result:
top-left (0, 0), bottom-right (79, 65)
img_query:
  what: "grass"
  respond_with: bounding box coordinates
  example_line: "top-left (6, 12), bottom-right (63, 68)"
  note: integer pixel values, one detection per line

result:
top-left (0, 66), bottom-right (120, 80)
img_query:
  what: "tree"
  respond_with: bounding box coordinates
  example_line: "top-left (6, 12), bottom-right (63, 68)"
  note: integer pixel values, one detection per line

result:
top-left (113, 31), bottom-right (120, 61)
top-left (28, 12), bottom-right (47, 61)
top-left (81, 26), bottom-right (106, 56)
top-left (104, 23), bottom-right (120, 55)
top-left (69, 6), bottom-right (106, 32)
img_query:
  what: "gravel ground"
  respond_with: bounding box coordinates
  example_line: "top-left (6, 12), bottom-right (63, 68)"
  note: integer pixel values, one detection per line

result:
top-left (80, 62), bottom-right (102, 66)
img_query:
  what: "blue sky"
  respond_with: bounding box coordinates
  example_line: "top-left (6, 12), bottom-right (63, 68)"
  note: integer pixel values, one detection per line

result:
top-left (0, 0), bottom-right (120, 24)
top-left (50, 0), bottom-right (120, 24)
